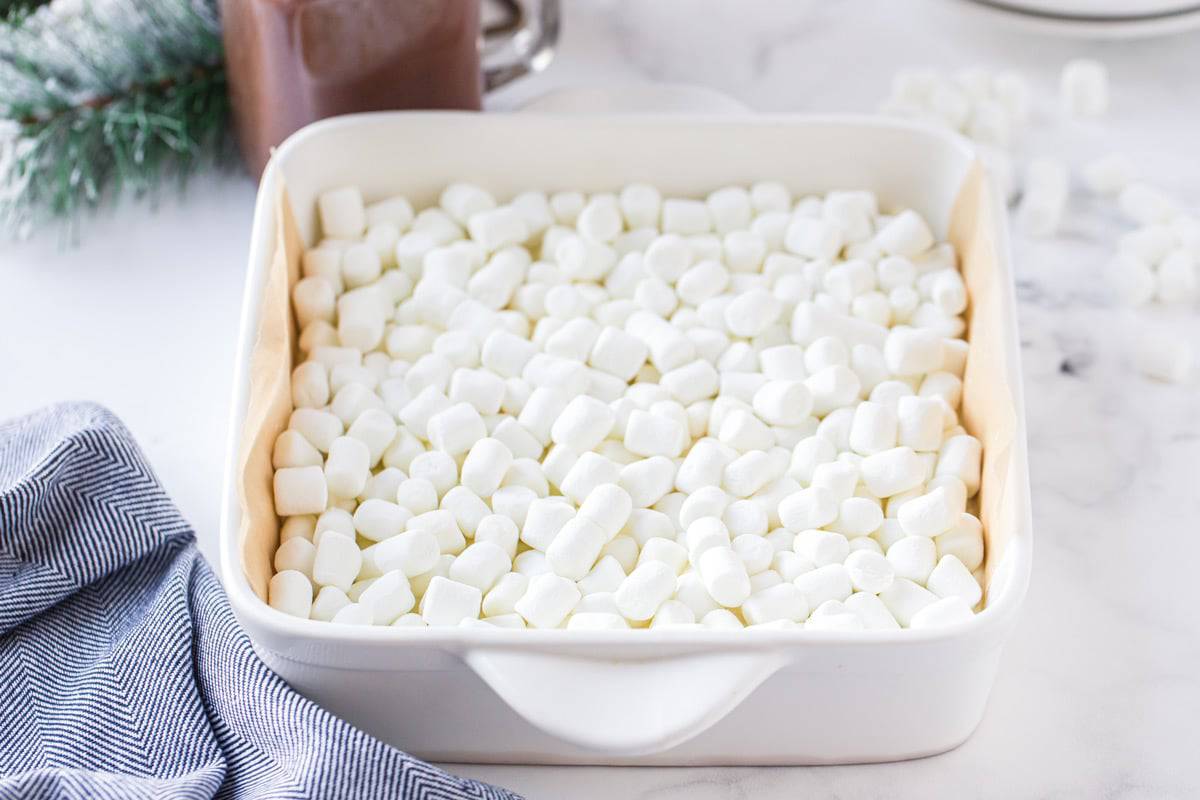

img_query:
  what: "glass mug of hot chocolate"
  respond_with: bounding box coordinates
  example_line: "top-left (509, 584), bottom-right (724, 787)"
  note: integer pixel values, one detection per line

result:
top-left (220, 0), bottom-right (559, 176)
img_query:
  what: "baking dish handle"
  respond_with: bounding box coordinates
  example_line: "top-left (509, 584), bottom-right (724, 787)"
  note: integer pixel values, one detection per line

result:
top-left (464, 648), bottom-right (788, 755)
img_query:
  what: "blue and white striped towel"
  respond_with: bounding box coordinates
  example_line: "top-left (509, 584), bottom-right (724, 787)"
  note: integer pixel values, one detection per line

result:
top-left (0, 403), bottom-right (519, 800)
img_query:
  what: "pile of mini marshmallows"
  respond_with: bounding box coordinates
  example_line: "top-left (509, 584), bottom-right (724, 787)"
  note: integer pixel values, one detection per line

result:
top-left (268, 180), bottom-right (986, 632)
top-left (879, 64), bottom-right (1033, 201)
top-left (884, 59), bottom-right (1196, 383)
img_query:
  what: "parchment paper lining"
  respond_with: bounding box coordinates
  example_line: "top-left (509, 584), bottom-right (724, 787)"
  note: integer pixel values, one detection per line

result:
top-left (237, 166), bottom-right (1016, 607)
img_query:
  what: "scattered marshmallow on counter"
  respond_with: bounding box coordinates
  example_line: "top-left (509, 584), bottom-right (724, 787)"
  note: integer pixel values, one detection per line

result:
top-left (1059, 59), bottom-right (1108, 118)
top-left (267, 181), bottom-right (987, 631)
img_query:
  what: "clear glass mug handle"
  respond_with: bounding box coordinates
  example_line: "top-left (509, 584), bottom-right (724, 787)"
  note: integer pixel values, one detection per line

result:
top-left (481, 0), bottom-right (560, 92)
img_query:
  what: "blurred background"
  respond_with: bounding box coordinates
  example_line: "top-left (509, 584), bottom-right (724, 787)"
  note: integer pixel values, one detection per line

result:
top-left (1, 0), bottom-right (1198, 797)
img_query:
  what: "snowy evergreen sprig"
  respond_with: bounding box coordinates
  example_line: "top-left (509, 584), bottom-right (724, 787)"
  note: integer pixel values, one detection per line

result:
top-left (0, 0), bottom-right (233, 237)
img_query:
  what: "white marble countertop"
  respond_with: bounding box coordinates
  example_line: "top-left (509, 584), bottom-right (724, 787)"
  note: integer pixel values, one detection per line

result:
top-left (3, 1), bottom-right (1198, 797)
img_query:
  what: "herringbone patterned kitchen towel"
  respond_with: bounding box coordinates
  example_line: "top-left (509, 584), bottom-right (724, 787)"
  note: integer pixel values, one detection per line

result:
top-left (0, 403), bottom-right (520, 800)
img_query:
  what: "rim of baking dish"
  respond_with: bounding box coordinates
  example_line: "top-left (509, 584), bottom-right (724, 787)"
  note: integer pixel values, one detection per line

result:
top-left (219, 111), bottom-right (1032, 650)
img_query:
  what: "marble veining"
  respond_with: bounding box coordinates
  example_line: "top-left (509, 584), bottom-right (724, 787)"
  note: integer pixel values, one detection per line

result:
top-left (3, 1), bottom-right (1198, 797)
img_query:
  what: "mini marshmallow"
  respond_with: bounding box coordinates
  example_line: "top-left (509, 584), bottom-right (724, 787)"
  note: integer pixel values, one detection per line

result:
top-left (408, 451), bottom-right (458, 499)
top-left (425, 402), bottom-right (487, 457)
top-left (875, 210), bottom-right (934, 258)
top-left (312, 532), bottom-right (362, 592)
top-left (792, 529), bottom-right (849, 567)
top-left (1017, 158), bottom-right (1069, 237)
top-left (449, 368), bottom-right (505, 416)
top-left (577, 196), bottom-right (624, 244)
top-left (624, 409), bottom-right (688, 458)
top-left (319, 187), bottom-right (366, 238)
top-left (322, 436), bottom-right (370, 499)
top-left (724, 289), bottom-right (783, 338)
top-left (860, 447), bottom-right (926, 497)
top-left (637, 537), bottom-right (690, 575)
top-left (897, 486), bottom-right (960, 538)
top-left (357, 571), bottom-right (416, 624)
top-left (926, 554), bottom-right (983, 607)
top-left (718, 409), bottom-right (775, 453)
top-left (409, 553), bottom-right (454, 598)
top-left (660, 359), bottom-right (720, 406)
top-left (467, 206), bottom-right (529, 252)
top-left (1082, 153), bottom-right (1135, 196)
top-left (832, 497), bottom-right (884, 538)
top-left (573, 555), bottom-right (624, 597)
top-left (421, 576), bottom-right (482, 626)
top-left (887, 536), bottom-right (937, 584)
top-left (391, 479), bottom-right (435, 517)
top-left (678, 485), bottom-right (733, 530)
top-left (460, 438), bottom-right (513, 498)
top-left (620, 184), bottom-right (663, 229)
top-left (786, 218), bottom-right (843, 260)
top-left (273, 465), bottom-right (328, 517)
top-left (793, 563), bottom-right (852, 608)
top-left (1060, 58), bottom-right (1108, 117)
top-left (342, 244), bottom-right (383, 291)
top-left (472, 513), bottom-right (520, 556)
top-left (752, 380), bottom-right (812, 427)
top-left (346, 408), bottom-right (397, 467)
top-left (280, 516), bottom-right (316, 545)
top-left (481, 329), bottom-right (538, 379)
top-left (482, 572), bottom-right (529, 617)
top-left (292, 277), bottom-right (336, 331)
top-left (589, 326), bottom-right (649, 381)
top-left (518, 387), bottom-right (570, 446)
top-left (1135, 330), bottom-right (1193, 383)
top-left (619, 456), bottom-right (676, 508)
top-left (559, 452), bottom-right (621, 505)
top-left (273, 537), bottom-right (316, 583)
top-left (844, 549), bottom-right (895, 593)
top-left (647, 600), bottom-right (696, 628)
top-left (1119, 183), bottom-right (1176, 226)
top-left (749, 570), bottom-right (782, 594)
top-left (804, 366), bottom-right (862, 417)
top-left (546, 517), bottom-right (607, 581)
top-left (779, 487), bottom-right (838, 532)
top-left (698, 546), bottom-right (752, 608)
top-left (309, 585), bottom-right (352, 622)
top-left (577, 483), bottom-right (634, 539)
top-left (723, 499), bottom-right (770, 538)
top-left (936, 435), bottom-right (982, 496)
top-left (848, 401), bottom-right (898, 456)
top-left (606, 561), bottom-right (672, 621)
top-left (441, 183), bottom-right (496, 225)
top-left (741, 582), bottom-right (808, 625)
top-left (549, 191), bottom-right (585, 225)
top-left (731, 533), bottom-right (774, 575)
top-left (449, 542), bottom-right (512, 593)
top-left (515, 573), bottom-right (581, 628)
top-left (935, 513), bottom-right (985, 571)
top-left (441, 485), bottom-right (491, 536)
top-left (520, 496), bottom-right (576, 554)
top-left (353, 499), bottom-right (411, 542)
top-left (884, 326), bottom-right (944, 377)
top-left (330, 603), bottom-right (372, 626)
top-left (896, 395), bottom-right (944, 451)
top-left (501, 456), bottom-right (549, 496)
top-left (551, 395), bottom-right (616, 451)
top-left (660, 198), bottom-right (712, 235)
top-left (492, 486), bottom-right (537, 529)
top-left (841, 591), bottom-right (898, 630)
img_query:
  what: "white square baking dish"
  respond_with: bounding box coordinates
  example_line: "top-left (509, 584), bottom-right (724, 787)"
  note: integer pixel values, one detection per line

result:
top-left (219, 112), bottom-right (1032, 765)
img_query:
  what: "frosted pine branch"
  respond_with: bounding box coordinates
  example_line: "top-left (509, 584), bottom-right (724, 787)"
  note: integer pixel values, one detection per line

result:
top-left (0, 0), bottom-right (232, 237)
